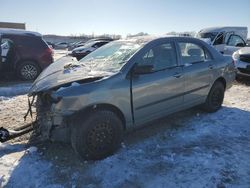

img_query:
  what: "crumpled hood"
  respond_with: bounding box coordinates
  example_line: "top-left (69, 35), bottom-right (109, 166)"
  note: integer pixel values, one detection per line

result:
top-left (29, 56), bottom-right (114, 95)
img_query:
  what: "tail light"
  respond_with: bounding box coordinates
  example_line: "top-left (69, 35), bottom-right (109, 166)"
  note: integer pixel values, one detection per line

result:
top-left (46, 47), bottom-right (53, 56)
top-left (41, 47), bottom-right (53, 61)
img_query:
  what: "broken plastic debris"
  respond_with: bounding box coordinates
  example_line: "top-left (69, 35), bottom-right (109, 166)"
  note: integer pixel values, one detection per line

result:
top-left (63, 62), bottom-right (80, 69)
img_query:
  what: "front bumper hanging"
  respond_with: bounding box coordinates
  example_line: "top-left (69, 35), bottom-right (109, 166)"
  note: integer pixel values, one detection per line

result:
top-left (0, 122), bottom-right (35, 143)
top-left (0, 96), bottom-right (36, 143)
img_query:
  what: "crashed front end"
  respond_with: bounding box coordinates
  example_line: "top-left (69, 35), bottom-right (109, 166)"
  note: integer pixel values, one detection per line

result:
top-left (29, 75), bottom-right (105, 143)
top-left (26, 56), bottom-right (112, 143)
top-left (33, 91), bottom-right (70, 143)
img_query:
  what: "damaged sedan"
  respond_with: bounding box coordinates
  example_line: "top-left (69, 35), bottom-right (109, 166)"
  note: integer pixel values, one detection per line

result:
top-left (1, 36), bottom-right (236, 160)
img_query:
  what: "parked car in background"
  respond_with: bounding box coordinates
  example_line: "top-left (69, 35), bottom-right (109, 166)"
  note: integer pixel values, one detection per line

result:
top-left (69, 40), bottom-right (110, 60)
top-left (197, 26), bottom-right (248, 55)
top-left (54, 42), bottom-right (68, 49)
top-left (68, 38), bottom-right (114, 51)
top-left (67, 41), bottom-right (85, 51)
top-left (29, 36), bottom-right (236, 160)
top-left (233, 47), bottom-right (250, 77)
top-left (0, 29), bottom-right (53, 80)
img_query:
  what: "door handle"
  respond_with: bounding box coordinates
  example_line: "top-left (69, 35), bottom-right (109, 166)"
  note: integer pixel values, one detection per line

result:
top-left (173, 73), bottom-right (182, 78)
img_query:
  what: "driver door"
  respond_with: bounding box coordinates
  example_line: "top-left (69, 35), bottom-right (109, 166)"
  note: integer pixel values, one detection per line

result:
top-left (131, 41), bottom-right (184, 125)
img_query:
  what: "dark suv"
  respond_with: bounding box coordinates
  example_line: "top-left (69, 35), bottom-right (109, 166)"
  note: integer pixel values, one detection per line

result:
top-left (0, 29), bottom-right (53, 80)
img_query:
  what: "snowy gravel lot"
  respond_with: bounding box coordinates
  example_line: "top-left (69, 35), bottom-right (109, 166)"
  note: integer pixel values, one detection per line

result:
top-left (0, 76), bottom-right (250, 187)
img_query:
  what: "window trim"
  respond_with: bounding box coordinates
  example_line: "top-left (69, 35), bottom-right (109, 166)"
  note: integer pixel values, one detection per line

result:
top-left (176, 41), bottom-right (213, 65)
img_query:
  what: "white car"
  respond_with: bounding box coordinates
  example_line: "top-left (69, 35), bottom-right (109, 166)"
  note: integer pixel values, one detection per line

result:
top-left (198, 27), bottom-right (248, 55)
top-left (233, 47), bottom-right (250, 77)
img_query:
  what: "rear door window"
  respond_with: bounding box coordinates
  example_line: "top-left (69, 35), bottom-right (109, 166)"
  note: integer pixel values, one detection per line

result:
top-left (177, 42), bottom-right (210, 64)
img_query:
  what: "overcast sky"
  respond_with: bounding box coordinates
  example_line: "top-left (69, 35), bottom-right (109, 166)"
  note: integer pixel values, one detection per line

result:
top-left (1, 0), bottom-right (250, 37)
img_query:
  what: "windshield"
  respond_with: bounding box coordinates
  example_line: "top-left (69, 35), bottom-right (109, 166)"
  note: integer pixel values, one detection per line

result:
top-left (78, 40), bottom-right (143, 73)
top-left (197, 32), bottom-right (218, 42)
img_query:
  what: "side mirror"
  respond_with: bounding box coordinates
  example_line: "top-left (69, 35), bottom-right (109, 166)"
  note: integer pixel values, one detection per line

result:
top-left (236, 43), bottom-right (245, 47)
top-left (133, 64), bottom-right (153, 74)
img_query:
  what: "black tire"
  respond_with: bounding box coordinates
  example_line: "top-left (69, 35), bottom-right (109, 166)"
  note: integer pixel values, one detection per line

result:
top-left (202, 81), bottom-right (225, 112)
top-left (17, 61), bottom-right (41, 80)
top-left (71, 110), bottom-right (123, 160)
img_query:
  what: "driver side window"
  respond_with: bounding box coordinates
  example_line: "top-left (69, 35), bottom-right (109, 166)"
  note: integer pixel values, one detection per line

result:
top-left (139, 42), bottom-right (177, 71)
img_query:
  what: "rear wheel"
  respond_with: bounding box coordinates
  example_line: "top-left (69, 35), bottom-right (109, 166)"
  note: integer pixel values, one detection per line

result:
top-left (71, 110), bottom-right (123, 160)
top-left (202, 81), bottom-right (225, 112)
top-left (17, 61), bottom-right (40, 80)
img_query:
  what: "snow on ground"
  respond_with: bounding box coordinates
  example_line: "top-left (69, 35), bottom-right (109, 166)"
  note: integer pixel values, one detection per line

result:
top-left (0, 83), bottom-right (250, 188)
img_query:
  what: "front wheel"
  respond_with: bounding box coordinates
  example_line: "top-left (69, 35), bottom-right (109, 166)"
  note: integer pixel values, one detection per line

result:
top-left (202, 81), bottom-right (225, 112)
top-left (71, 110), bottom-right (124, 160)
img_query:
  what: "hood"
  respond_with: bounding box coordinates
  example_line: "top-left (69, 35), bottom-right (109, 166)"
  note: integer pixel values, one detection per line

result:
top-left (29, 56), bottom-right (114, 95)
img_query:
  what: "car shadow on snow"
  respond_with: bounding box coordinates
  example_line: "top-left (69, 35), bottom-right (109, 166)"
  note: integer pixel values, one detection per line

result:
top-left (3, 106), bottom-right (250, 187)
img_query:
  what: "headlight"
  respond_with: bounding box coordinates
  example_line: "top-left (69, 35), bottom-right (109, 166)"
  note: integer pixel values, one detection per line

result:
top-left (232, 52), bottom-right (240, 60)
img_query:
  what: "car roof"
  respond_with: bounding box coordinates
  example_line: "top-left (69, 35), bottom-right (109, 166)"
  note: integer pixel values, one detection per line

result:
top-left (0, 28), bottom-right (42, 37)
top-left (199, 26), bottom-right (248, 33)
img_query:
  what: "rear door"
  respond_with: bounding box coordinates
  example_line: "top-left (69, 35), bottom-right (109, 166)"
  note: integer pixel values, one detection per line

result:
top-left (132, 40), bottom-right (184, 125)
top-left (176, 40), bottom-right (213, 105)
